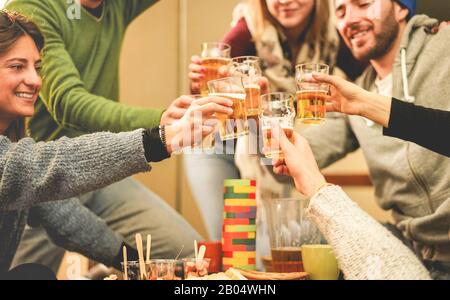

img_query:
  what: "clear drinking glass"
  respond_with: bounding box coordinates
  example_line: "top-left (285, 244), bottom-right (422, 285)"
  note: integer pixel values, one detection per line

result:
top-left (230, 56), bottom-right (262, 121)
top-left (199, 42), bottom-right (232, 96)
top-left (121, 261), bottom-right (151, 280)
top-left (208, 77), bottom-right (248, 140)
top-left (259, 93), bottom-right (296, 159)
top-left (295, 63), bottom-right (330, 124)
top-left (263, 198), bottom-right (322, 273)
top-left (148, 259), bottom-right (177, 280)
top-left (182, 258), bottom-right (211, 279)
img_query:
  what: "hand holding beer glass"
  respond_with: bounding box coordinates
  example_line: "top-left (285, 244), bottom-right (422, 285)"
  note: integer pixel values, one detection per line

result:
top-left (230, 56), bottom-right (262, 121)
top-left (208, 77), bottom-right (248, 141)
top-left (296, 63), bottom-right (330, 124)
top-left (165, 96), bottom-right (233, 153)
top-left (195, 42), bottom-right (231, 96)
top-left (260, 93), bottom-right (296, 159)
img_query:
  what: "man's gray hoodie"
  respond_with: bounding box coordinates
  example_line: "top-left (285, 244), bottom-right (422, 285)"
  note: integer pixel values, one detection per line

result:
top-left (302, 15), bottom-right (450, 263)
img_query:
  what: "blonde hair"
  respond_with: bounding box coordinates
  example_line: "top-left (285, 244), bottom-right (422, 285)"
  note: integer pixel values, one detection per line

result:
top-left (246, 0), bottom-right (335, 52)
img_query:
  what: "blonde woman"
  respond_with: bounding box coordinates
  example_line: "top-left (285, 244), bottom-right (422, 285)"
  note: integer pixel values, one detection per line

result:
top-left (184, 1), bottom-right (366, 259)
top-left (189, 0), bottom-right (366, 94)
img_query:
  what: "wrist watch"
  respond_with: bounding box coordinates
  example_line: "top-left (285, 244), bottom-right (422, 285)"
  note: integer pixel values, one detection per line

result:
top-left (159, 125), bottom-right (167, 150)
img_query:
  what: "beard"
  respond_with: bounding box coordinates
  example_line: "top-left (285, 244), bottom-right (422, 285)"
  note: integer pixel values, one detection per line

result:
top-left (361, 7), bottom-right (400, 60)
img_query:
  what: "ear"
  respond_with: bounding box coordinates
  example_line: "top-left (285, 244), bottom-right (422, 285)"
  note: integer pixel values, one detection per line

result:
top-left (393, 2), bottom-right (409, 23)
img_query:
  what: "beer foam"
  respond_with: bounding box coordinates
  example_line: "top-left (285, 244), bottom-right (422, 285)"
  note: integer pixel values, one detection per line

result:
top-left (202, 57), bottom-right (231, 63)
top-left (245, 84), bottom-right (261, 89)
top-left (262, 125), bottom-right (294, 131)
top-left (210, 93), bottom-right (246, 100)
top-left (296, 89), bottom-right (329, 94)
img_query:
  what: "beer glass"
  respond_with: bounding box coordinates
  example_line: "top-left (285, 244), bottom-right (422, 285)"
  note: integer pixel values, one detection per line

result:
top-left (208, 77), bottom-right (248, 140)
top-left (295, 63), bottom-right (329, 124)
top-left (230, 56), bottom-right (262, 120)
top-left (263, 198), bottom-right (322, 273)
top-left (199, 42), bottom-right (231, 96)
top-left (259, 93), bottom-right (295, 159)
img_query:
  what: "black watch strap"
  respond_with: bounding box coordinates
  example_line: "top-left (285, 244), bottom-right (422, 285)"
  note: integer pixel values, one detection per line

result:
top-left (143, 127), bottom-right (170, 162)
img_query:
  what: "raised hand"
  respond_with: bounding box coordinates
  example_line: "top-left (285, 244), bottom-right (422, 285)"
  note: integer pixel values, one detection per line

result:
top-left (165, 96), bottom-right (233, 154)
top-left (311, 73), bottom-right (370, 116)
top-left (160, 95), bottom-right (194, 126)
top-left (271, 126), bottom-right (326, 197)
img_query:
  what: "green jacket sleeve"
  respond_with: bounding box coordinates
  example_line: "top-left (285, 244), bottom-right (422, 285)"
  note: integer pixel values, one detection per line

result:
top-left (7, 0), bottom-right (164, 134)
top-left (124, 0), bottom-right (160, 25)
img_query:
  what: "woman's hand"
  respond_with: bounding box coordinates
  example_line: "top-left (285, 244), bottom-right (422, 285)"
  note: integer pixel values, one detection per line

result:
top-left (311, 73), bottom-right (371, 116)
top-left (271, 126), bottom-right (327, 198)
top-left (312, 73), bottom-right (392, 127)
top-left (165, 96), bottom-right (233, 154)
top-left (188, 55), bottom-right (206, 94)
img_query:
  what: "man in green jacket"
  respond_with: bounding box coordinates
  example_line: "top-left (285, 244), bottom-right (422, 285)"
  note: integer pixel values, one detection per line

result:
top-left (299, 0), bottom-right (450, 279)
top-left (6, 0), bottom-right (202, 272)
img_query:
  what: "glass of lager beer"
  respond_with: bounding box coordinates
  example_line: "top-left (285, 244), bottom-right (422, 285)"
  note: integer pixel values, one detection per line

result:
top-left (199, 42), bottom-right (231, 96)
top-left (208, 77), bottom-right (248, 141)
top-left (230, 56), bottom-right (262, 122)
top-left (295, 63), bottom-right (329, 124)
top-left (260, 93), bottom-right (296, 159)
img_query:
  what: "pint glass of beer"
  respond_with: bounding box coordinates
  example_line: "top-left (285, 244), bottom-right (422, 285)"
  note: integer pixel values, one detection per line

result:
top-left (208, 77), bottom-right (248, 141)
top-left (230, 56), bottom-right (262, 121)
top-left (259, 93), bottom-right (295, 159)
top-left (295, 63), bottom-right (330, 124)
top-left (199, 42), bottom-right (232, 96)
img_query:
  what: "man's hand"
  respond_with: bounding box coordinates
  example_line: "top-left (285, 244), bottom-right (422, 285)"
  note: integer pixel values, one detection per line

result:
top-left (164, 96), bottom-right (233, 154)
top-left (160, 95), bottom-right (194, 126)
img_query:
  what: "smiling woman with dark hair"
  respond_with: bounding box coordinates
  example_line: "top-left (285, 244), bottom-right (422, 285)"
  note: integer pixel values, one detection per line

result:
top-left (0, 9), bottom-right (231, 279)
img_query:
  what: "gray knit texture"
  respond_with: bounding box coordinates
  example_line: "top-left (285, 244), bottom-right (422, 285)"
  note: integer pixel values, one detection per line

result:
top-left (0, 129), bottom-right (150, 272)
top-left (308, 185), bottom-right (431, 280)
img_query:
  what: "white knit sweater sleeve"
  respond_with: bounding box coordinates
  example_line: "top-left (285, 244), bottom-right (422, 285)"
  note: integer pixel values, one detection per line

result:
top-left (307, 185), bottom-right (431, 280)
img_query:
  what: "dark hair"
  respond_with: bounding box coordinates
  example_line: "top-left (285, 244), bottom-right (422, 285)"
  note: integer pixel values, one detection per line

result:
top-left (0, 9), bottom-right (44, 53)
top-left (0, 10), bottom-right (43, 141)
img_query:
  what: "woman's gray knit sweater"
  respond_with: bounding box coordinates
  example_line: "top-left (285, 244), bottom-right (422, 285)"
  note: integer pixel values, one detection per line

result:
top-left (0, 129), bottom-right (150, 272)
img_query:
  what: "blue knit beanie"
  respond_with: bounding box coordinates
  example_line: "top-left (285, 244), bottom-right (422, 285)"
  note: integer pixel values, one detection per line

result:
top-left (395, 0), bottom-right (416, 19)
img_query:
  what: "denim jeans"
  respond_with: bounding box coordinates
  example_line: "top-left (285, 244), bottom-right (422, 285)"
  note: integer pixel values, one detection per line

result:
top-left (183, 152), bottom-right (240, 241)
top-left (12, 178), bottom-right (202, 273)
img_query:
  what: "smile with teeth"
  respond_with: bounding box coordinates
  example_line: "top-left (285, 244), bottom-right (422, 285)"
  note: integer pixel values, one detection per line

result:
top-left (349, 28), bottom-right (371, 41)
top-left (15, 92), bottom-right (35, 100)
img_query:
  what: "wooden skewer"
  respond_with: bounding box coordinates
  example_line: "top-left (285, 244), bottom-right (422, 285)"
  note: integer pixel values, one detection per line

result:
top-left (198, 245), bottom-right (206, 260)
top-left (135, 233), bottom-right (146, 280)
top-left (123, 245), bottom-right (128, 280)
top-left (146, 234), bottom-right (152, 263)
top-left (194, 240), bottom-right (198, 260)
top-left (196, 245), bottom-right (207, 270)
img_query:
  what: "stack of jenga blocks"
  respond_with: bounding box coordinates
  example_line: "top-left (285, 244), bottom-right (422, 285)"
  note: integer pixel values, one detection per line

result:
top-left (222, 179), bottom-right (257, 271)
